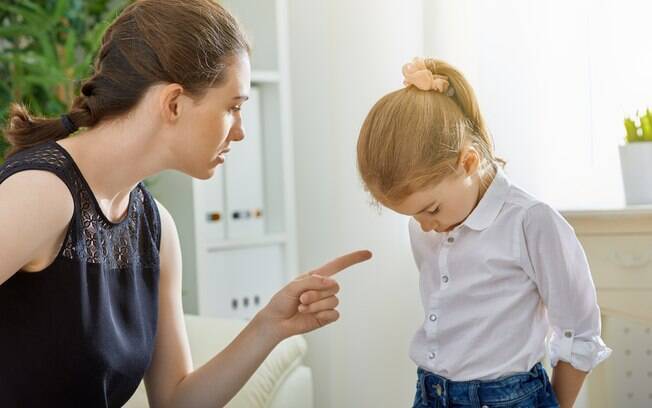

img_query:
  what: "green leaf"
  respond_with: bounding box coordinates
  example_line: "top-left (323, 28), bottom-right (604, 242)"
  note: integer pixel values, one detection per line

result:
top-left (63, 29), bottom-right (77, 67)
top-left (0, 0), bottom-right (127, 160)
top-left (0, 3), bottom-right (47, 28)
top-left (0, 25), bottom-right (33, 38)
top-left (52, 0), bottom-right (71, 22)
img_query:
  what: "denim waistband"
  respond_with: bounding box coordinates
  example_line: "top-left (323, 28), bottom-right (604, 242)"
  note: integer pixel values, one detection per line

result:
top-left (417, 363), bottom-right (547, 407)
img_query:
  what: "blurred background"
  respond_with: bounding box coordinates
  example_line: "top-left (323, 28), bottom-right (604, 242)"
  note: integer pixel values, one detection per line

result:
top-left (2, 1), bottom-right (652, 407)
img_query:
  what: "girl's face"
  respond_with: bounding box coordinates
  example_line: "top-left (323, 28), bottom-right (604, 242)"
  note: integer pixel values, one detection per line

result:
top-left (165, 53), bottom-right (251, 179)
top-left (389, 151), bottom-right (485, 233)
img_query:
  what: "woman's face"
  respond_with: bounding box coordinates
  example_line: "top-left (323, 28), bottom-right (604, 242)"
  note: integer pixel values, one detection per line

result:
top-left (169, 53), bottom-right (251, 179)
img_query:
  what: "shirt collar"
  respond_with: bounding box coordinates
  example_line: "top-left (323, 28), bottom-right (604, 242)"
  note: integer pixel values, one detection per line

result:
top-left (461, 166), bottom-right (510, 231)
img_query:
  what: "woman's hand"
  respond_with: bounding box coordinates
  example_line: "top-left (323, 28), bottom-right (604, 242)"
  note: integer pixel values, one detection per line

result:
top-left (255, 250), bottom-right (372, 342)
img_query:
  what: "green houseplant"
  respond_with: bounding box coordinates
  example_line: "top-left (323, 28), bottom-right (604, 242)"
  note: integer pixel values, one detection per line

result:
top-left (624, 110), bottom-right (652, 143)
top-left (620, 110), bottom-right (652, 205)
top-left (0, 0), bottom-right (128, 163)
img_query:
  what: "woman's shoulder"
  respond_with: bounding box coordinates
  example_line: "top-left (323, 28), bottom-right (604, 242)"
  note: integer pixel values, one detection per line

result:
top-left (0, 142), bottom-right (76, 225)
top-left (0, 169), bottom-right (74, 281)
top-left (0, 168), bottom-right (74, 218)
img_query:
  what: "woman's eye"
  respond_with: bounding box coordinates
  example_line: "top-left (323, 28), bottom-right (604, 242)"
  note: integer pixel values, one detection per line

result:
top-left (231, 106), bottom-right (242, 113)
top-left (428, 207), bottom-right (440, 215)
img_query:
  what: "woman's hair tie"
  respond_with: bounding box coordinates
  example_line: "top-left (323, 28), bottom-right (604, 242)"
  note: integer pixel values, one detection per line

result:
top-left (60, 114), bottom-right (78, 134)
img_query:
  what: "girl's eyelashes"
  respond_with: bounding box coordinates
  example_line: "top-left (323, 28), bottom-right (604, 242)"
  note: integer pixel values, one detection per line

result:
top-left (230, 105), bottom-right (242, 113)
top-left (428, 206), bottom-right (440, 215)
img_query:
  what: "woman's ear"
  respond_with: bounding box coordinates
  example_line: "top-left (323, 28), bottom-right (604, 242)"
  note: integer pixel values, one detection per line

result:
top-left (159, 83), bottom-right (185, 124)
top-left (458, 146), bottom-right (480, 176)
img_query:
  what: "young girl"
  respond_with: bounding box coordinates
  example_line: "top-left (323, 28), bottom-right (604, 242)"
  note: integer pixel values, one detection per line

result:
top-left (0, 1), bottom-right (371, 407)
top-left (357, 57), bottom-right (611, 408)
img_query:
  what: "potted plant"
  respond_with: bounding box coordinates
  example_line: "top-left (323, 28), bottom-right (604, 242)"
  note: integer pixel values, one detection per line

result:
top-left (0, 0), bottom-right (127, 164)
top-left (620, 110), bottom-right (652, 205)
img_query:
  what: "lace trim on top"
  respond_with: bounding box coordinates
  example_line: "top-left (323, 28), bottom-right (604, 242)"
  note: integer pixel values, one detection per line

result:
top-left (0, 142), bottom-right (160, 270)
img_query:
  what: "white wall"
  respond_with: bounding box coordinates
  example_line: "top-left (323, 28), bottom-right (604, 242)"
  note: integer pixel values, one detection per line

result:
top-left (424, 0), bottom-right (652, 210)
top-left (288, 0), bottom-right (424, 406)
top-left (288, 1), bottom-right (652, 405)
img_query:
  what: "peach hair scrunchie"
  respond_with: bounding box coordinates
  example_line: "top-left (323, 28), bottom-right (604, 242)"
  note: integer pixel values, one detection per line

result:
top-left (402, 57), bottom-right (455, 96)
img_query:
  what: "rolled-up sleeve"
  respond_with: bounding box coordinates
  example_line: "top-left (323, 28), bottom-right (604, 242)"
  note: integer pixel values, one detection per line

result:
top-left (521, 203), bottom-right (612, 372)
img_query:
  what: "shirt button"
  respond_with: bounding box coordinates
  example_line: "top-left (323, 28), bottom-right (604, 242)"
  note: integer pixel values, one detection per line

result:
top-left (428, 352), bottom-right (436, 359)
top-left (447, 237), bottom-right (454, 243)
top-left (429, 314), bottom-right (438, 321)
top-left (442, 276), bottom-right (449, 283)
top-left (565, 330), bottom-right (573, 338)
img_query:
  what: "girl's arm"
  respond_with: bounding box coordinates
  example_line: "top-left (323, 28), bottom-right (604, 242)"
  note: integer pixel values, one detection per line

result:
top-left (145, 200), bottom-right (370, 408)
top-left (521, 203), bottom-right (611, 406)
top-left (551, 361), bottom-right (587, 408)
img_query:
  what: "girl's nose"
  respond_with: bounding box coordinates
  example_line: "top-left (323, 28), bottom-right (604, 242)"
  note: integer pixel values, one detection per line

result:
top-left (418, 219), bottom-right (435, 232)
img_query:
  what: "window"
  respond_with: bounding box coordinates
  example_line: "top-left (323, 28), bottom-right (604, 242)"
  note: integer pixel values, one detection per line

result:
top-left (425, 0), bottom-right (652, 208)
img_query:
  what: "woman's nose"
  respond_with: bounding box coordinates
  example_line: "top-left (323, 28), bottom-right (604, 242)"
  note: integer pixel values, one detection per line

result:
top-left (229, 124), bottom-right (245, 142)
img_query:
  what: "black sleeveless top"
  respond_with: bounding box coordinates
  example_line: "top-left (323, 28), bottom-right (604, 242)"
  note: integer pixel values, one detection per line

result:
top-left (0, 141), bottom-right (161, 407)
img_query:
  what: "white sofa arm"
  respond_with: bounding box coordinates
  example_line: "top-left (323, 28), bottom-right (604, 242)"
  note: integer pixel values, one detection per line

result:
top-left (124, 314), bottom-right (314, 408)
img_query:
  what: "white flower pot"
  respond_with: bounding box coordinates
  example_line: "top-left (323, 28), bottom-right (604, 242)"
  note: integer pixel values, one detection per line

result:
top-left (619, 142), bottom-right (652, 205)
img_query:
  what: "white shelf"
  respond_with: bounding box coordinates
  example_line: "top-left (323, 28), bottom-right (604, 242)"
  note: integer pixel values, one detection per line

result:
top-left (205, 234), bottom-right (287, 251)
top-left (560, 206), bottom-right (652, 218)
top-left (252, 70), bottom-right (281, 83)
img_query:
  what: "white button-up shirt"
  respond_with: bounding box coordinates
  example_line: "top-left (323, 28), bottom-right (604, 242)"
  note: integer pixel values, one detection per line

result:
top-left (408, 168), bottom-right (611, 381)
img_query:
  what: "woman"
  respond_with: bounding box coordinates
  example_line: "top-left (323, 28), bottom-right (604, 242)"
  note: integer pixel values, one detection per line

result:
top-left (0, 1), bottom-right (371, 406)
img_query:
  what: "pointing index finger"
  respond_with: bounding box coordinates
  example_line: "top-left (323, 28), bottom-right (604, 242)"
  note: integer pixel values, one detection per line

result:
top-left (311, 250), bottom-right (373, 278)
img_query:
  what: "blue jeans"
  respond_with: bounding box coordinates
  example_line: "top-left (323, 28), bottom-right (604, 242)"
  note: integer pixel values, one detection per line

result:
top-left (413, 363), bottom-right (560, 408)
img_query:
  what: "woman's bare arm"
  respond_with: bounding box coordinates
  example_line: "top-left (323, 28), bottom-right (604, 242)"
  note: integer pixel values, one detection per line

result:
top-left (0, 170), bottom-right (73, 285)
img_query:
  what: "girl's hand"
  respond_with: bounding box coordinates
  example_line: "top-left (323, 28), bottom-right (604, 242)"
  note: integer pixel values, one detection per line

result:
top-left (256, 250), bottom-right (373, 342)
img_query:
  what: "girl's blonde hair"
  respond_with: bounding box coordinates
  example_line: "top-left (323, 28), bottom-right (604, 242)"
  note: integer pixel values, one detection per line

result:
top-left (357, 58), bottom-right (501, 206)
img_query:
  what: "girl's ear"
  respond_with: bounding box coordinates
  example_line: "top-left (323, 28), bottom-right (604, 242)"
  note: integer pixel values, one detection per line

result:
top-left (458, 146), bottom-right (480, 176)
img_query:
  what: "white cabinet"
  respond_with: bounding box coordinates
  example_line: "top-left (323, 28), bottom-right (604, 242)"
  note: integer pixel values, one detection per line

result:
top-left (149, 0), bottom-right (297, 319)
top-left (562, 207), bottom-right (652, 408)
top-left (199, 246), bottom-right (285, 320)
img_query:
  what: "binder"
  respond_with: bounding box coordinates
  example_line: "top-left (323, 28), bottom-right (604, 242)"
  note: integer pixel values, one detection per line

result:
top-left (195, 165), bottom-right (226, 242)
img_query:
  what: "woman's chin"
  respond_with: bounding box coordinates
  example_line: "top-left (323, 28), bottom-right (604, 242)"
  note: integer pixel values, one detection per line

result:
top-left (187, 162), bottom-right (221, 180)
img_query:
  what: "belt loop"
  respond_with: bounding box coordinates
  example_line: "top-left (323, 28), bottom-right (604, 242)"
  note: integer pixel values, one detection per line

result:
top-left (468, 381), bottom-right (481, 408)
top-left (420, 371), bottom-right (429, 406)
top-left (529, 363), bottom-right (540, 378)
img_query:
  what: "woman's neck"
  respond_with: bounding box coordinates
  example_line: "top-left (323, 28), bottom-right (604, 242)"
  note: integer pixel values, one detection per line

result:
top-left (57, 116), bottom-right (168, 219)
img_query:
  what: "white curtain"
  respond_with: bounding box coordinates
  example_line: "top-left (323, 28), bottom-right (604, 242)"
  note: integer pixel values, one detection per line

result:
top-left (424, 0), bottom-right (652, 209)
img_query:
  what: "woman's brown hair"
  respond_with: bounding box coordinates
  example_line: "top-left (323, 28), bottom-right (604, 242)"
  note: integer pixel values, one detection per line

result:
top-left (2, 0), bottom-right (250, 158)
